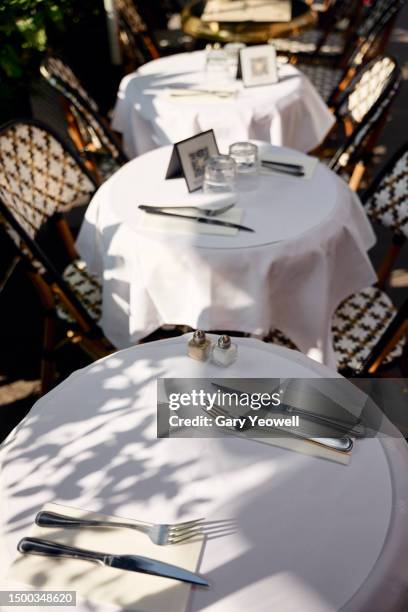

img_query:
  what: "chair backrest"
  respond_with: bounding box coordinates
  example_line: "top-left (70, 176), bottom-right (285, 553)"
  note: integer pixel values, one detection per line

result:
top-left (363, 142), bottom-right (408, 239)
top-left (329, 56), bottom-right (400, 173)
top-left (0, 119), bottom-right (96, 249)
top-left (115, 0), bottom-right (160, 64)
top-left (40, 59), bottom-right (128, 169)
top-left (357, 0), bottom-right (404, 39)
top-left (40, 55), bottom-right (100, 114)
top-left (347, 0), bottom-right (403, 69)
top-left (0, 119), bottom-right (101, 332)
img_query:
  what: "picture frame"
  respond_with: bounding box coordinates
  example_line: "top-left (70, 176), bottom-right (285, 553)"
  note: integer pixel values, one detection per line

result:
top-left (165, 130), bottom-right (220, 192)
top-left (239, 45), bottom-right (278, 88)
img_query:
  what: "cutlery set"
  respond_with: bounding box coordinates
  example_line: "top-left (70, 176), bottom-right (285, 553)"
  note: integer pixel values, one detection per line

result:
top-left (169, 88), bottom-right (236, 99)
top-left (212, 382), bottom-right (365, 439)
top-left (203, 400), bottom-right (354, 453)
top-left (138, 158), bottom-right (304, 233)
top-left (18, 512), bottom-right (209, 587)
top-left (261, 160), bottom-right (305, 177)
top-left (139, 204), bottom-right (255, 232)
top-left (197, 381), bottom-right (361, 454)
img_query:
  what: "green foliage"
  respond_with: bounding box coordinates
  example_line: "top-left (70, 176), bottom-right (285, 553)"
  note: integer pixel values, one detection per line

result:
top-left (0, 0), bottom-right (102, 80)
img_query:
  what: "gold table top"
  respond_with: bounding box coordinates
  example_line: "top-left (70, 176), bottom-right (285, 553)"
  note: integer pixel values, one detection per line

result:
top-left (181, 0), bottom-right (317, 43)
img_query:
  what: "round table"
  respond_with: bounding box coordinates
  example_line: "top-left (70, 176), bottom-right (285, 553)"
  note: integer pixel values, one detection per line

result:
top-left (181, 0), bottom-right (317, 43)
top-left (111, 51), bottom-right (335, 158)
top-left (76, 141), bottom-right (376, 367)
top-left (1, 336), bottom-right (408, 612)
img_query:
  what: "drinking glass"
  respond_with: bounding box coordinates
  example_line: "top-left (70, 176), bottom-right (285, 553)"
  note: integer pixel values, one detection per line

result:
top-left (224, 42), bottom-right (246, 78)
top-left (205, 48), bottom-right (230, 85)
top-left (229, 142), bottom-right (259, 175)
top-left (203, 155), bottom-right (237, 194)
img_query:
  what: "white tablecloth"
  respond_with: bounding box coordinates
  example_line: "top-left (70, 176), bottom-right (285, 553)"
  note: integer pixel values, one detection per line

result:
top-left (1, 336), bottom-right (408, 612)
top-left (76, 142), bottom-right (376, 367)
top-left (112, 51), bottom-right (335, 158)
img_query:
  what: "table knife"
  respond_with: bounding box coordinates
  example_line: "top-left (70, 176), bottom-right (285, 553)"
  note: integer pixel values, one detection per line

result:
top-left (139, 205), bottom-right (254, 232)
top-left (18, 537), bottom-right (209, 587)
top-left (200, 402), bottom-right (353, 453)
top-left (261, 160), bottom-right (304, 172)
top-left (211, 382), bottom-right (365, 437)
top-left (261, 162), bottom-right (304, 177)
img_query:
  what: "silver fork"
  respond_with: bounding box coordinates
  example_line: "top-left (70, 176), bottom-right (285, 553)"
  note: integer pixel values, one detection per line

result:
top-left (141, 203), bottom-right (235, 217)
top-left (204, 403), bottom-right (353, 453)
top-left (35, 511), bottom-right (204, 546)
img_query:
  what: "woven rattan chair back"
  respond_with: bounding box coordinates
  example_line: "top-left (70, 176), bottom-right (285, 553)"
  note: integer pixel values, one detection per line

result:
top-left (364, 143), bottom-right (408, 239)
top-left (329, 56), bottom-right (400, 175)
top-left (40, 57), bottom-right (128, 179)
top-left (357, 0), bottom-right (404, 39)
top-left (40, 54), bottom-right (99, 114)
top-left (0, 119), bottom-right (96, 262)
top-left (115, 0), bottom-right (160, 66)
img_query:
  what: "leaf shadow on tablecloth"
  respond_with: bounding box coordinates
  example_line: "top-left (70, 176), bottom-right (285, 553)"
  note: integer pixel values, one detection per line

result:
top-left (0, 346), bottom-right (212, 539)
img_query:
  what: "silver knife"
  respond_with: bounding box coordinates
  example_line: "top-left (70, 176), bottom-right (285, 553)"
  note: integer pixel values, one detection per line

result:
top-left (261, 162), bottom-right (304, 177)
top-left (139, 205), bottom-right (254, 233)
top-left (200, 401), bottom-right (353, 453)
top-left (18, 538), bottom-right (209, 587)
top-left (201, 401), bottom-right (353, 453)
top-left (211, 382), bottom-right (365, 437)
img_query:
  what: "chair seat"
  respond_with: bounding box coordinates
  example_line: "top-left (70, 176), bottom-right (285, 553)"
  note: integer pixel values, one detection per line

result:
top-left (57, 259), bottom-right (102, 324)
top-left (296, 63), bottom-right (343, 102)
top-left (266, 287), bottom-right (404, 372)
top-left (272, 30), bottom-right (344, 56)
top-left (332, 286), bottom-right (404, 371)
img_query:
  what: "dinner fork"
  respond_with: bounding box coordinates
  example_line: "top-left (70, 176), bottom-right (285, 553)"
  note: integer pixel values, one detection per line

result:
top-left (141, 203), bottom-right (235, 217)
top-left (35, 511), bottom-right (204, 546)
top-left (204, 403), bottom-right (353, 453)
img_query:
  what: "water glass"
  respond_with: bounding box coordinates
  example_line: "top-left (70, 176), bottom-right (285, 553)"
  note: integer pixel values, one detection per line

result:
top-left (224, 42), bottom-right (246, 78)
top-left (229, 142), bottom-right (259, 175)
top-left (205, 48), bottom-right (230, 85)
top-left (203, 155), bottom-right (236, 194)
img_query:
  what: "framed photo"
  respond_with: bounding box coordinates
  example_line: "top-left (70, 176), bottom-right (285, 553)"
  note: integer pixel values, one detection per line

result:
top-left (239, 45), bottom-right (278, 88)
top-left (165, 130), bottom-right (219, 192)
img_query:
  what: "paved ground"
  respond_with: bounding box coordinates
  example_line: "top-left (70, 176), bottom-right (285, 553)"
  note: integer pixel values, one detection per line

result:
top-left (1, 6), bottom-right (407, 441)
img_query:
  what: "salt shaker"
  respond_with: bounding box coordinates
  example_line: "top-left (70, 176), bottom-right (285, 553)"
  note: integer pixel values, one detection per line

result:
top-left (187, 330), bottom-right (211, 361)
top-left (212, 335), bottom-right (238, 367)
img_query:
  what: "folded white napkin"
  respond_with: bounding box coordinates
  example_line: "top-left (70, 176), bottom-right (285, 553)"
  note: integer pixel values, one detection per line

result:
top-left (143, 192), bottom-right (237, 211)
top-left (8, 503), bottom-right (205, 612)
top-left (260, 151), bottom-right (319, 180)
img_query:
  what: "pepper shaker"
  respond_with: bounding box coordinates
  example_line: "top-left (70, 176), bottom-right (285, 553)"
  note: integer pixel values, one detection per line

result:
top-left (212, 335), bottom-right (238, 367)
top-left (187, 330), bottom-right (212, 361)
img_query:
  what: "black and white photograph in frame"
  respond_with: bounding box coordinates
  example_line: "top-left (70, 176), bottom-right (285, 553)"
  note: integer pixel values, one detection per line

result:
top-left (239, 45), bottom-right (279, 88)
top-left (165, 130), bottom-right (219, 192)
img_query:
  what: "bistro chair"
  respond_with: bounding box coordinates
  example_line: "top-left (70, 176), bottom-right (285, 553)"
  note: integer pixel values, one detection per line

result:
top-left (115, 0), bottom-right (193, 71)
top-left (40, 55), bottom-right (128, 183)
top-left (296, 0), bottom-right (404, 106)
top-left (272, 0), bottom-right (360, 58)
top-left (318, 55), bottom-right (401, 190)
top-left (115, 0), bottom-right (161, 67)
top-left (0, 119), bottom-right (111, 392)
top-left (266, 143), bottom-right (408, 375)
top-left (273, 0), bottom-right (402, 62)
